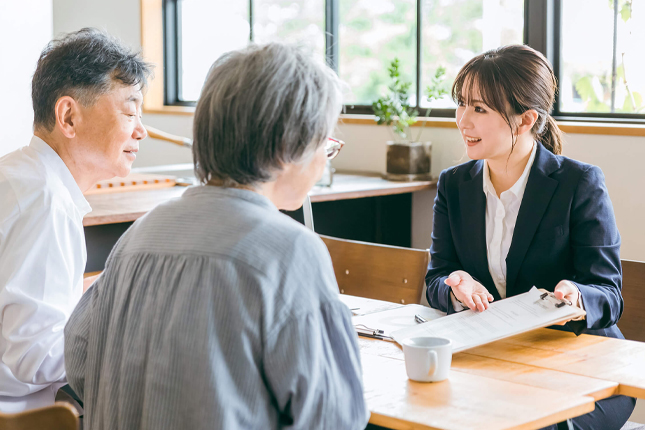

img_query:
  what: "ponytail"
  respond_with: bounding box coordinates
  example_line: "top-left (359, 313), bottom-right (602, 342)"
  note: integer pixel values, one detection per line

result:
top-left (538, 115), bottom-right (563, 155)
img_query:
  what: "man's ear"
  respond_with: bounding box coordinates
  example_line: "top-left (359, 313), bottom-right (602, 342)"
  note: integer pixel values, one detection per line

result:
top-left (516, 109), bottom-right (539, 136)
top-left (54, 96), bottom-right (79, 139)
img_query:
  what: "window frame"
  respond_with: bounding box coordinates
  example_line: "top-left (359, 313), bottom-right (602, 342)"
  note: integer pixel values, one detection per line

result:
top-left (549, 0), bottom-right (645, 123)
top-left (161, 0), bottom-right (645, 124)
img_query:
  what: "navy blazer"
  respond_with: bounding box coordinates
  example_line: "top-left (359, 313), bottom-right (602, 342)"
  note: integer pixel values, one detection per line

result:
top-left (425, 142), bottom-right (624, 338)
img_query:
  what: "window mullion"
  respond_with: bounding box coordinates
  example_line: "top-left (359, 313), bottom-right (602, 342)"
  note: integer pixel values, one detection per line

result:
top-left (525, 0), bottom-right (560, 115)
top-left (416, 0), bottom-right (422, 110)
top-left (325, 0), bottom-right (339, 73)
top-left (176, 2), bottom-right (184, 101)
top-left (249, 0), bottom-right (254, 42)
top-left (523, 0), bottom-right (556, 62)
top-left (163, 0), bottom-right (180, 105)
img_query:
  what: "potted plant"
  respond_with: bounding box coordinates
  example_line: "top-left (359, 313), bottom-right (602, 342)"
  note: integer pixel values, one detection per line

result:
top-left (373, 59), bottom-right (447, 180)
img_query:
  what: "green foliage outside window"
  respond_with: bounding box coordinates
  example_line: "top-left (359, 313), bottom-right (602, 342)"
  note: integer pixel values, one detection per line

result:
top-left (570, 0), bottom-right (643, 114)
top-left (372, 58), bottom-right (447, 141)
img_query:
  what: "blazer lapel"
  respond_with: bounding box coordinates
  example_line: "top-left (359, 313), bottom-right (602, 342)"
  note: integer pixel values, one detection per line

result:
top-left (459, 161), bottom-right (501, 302)
top-left (505, 144), bottom-right (560, 295)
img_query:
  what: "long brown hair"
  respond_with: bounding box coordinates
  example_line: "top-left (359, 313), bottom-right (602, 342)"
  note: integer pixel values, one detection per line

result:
top-left (452, 45), bottom-right (562, 155)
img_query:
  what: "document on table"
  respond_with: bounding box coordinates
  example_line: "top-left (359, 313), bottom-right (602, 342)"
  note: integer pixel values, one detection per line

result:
top-left (338, 294), bottom-right (403, 316)
top-left (353, 304), bottom-right (446, 337)
top-left (390, 287), bottom-right (586, 353)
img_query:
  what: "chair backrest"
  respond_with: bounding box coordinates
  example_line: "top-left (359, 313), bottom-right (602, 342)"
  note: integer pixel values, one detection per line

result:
top-left (0, 402), bottom-right (78, 430)
top-left (320, 235), bottom-right (429, 304)
top-left (619, 259), bottom-right (645, 342)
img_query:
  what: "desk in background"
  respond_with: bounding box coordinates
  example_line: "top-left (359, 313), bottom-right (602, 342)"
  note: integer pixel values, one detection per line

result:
top-left (82, 173), bottom-right (436, 272)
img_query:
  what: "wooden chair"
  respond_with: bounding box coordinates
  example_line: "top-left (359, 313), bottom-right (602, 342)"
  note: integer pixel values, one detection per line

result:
top-left (0, 402), bottom-right (79, 430)
top-left (619, 259), bottom-right (645, 342)
top-left (320, 235), bottom-right (429, 305)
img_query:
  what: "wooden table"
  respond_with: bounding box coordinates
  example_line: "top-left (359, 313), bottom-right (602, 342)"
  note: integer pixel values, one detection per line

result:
top-left (352, 296), bottom-right (645, 429)
top-left (83, 173), bottom-right (436, 226)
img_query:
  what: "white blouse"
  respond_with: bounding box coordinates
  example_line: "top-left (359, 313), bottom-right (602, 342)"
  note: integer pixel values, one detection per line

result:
top-left (483, 142), bottom-right (537, 299)
top-left (0, 136), bottom-right (91, 412)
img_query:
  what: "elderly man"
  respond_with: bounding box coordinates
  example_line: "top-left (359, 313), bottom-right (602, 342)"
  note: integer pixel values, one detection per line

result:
top-left (0, 28), bottom-right (151, 412)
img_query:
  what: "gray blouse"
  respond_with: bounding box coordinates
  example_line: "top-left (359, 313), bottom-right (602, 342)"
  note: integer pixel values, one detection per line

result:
top-left (64, 186), bottom-right (369, 430)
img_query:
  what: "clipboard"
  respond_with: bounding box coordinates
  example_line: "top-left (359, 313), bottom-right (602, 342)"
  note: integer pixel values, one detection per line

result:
top-left (391, 287), bottom-right (586, 353)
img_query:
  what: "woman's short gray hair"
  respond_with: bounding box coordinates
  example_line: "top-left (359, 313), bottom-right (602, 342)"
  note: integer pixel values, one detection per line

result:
top-left (193, 43), bottom-right (344, 186)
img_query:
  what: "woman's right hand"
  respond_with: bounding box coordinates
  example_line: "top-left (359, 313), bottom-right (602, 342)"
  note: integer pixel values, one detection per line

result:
top-left (445, 271), bottom-right (494, 312)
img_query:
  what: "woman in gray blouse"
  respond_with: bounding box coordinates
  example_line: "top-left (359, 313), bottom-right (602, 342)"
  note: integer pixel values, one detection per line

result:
top-left (64, 43), bottom-right (369, 430)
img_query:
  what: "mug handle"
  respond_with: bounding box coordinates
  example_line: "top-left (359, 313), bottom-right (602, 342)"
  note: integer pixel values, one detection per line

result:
top-left (427, 350), bottom-right (438, 377)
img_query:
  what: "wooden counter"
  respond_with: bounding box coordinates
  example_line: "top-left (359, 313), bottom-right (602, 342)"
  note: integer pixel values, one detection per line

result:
top-left (83, 173), bottom-right (436, 227)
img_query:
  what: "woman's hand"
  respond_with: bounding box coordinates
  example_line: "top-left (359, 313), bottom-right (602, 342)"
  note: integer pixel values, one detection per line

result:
top-left (444, 271), bottom-right (494, 312)
top-left (552, 280), bottom-right (583, 325)
top-left (553, 280), bottom-right (580, 305)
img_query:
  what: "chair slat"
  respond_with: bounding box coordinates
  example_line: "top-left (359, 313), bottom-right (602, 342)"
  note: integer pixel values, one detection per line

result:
top-left (320, 235), bottom-right (429, 305)
top-left (0, 402), bottom-right (78, 430)
top-left (619, 259), bottom-right (645, 342)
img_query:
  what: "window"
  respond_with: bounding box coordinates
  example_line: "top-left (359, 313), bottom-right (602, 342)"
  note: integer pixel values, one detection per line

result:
top-left (178, 1), bottom-right (250, 101)
top-left (555, 0), bottom-right (645, 121)
top-left (339, 0), bottom-right (417, 106)
top-left (419, 0), bottom-right (523, 109)
top-left (163, 0), bottom-right (644, 123)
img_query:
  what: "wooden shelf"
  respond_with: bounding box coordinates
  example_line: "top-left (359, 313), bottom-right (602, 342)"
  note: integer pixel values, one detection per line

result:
top-left (83, 173), bottom-right (436, 227)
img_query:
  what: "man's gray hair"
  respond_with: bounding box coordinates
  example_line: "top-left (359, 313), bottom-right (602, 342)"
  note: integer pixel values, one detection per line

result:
top-left (193, 43), bottom-right (344, 186)
top-left (32, 28), bottom-right (153, 131)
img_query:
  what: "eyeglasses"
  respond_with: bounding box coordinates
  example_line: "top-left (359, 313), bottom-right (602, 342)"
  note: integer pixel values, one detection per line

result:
top-left (326, 137), bottom-right (345, 160)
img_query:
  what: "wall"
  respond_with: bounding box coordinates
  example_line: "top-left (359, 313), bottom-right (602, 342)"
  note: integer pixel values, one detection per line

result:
top-left (0, 0), bottom-right (53, 156)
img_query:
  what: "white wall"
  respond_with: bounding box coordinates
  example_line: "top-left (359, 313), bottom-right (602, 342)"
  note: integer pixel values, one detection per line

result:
top-left (0, 0), bottom-right (53, 156)
top-left (53, 0), bottom-right (140, 46)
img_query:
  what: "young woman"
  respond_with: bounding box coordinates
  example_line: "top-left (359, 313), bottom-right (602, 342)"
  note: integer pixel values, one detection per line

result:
top-left (425, 45), bottom-right (634, 430)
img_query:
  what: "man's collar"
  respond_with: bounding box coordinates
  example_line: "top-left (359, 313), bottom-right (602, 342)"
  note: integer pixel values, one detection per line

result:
top-left (30, 136), bottom-right (92, 216)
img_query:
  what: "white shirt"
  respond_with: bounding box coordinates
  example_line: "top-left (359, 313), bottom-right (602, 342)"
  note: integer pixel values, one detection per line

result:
top-left (0, 136), bottom-right (91, 412)
top-left (483, 142), bottom-right (537, 299)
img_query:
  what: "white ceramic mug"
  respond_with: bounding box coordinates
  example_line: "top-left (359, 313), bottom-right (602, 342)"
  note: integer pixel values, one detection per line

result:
top-left (401, 336), bottom-right (452, 382)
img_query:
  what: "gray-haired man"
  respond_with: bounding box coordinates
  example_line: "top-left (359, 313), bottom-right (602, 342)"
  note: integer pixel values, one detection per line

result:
top-left (0, 28), bottom-right (151, 412)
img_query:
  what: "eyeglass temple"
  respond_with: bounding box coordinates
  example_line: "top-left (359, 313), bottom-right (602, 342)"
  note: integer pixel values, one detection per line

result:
top-left (303, 194), bottom-right (315, 231)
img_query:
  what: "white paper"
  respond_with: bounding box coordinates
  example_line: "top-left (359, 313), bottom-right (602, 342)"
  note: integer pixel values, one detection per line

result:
top-left (338, 294), bottom-right (403, 316)
top-left (352, 304), bottom-right (447, 336)
top-left (391, 287), bottom-right (585, 352)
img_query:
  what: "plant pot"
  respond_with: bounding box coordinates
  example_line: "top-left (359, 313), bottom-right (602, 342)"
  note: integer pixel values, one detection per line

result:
top-left (385, 141), bottom-right (432, 181)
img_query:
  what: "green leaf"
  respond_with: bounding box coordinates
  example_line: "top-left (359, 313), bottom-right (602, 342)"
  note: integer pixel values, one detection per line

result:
top-left (425, 65), bottom-right (449, 104)
top-left (620, 1), bottom-right (632, 22)
top-left (623, 95), bottom-right (635, 112)
top-left (622, 91), bottom-right (643, 112)
top-left (575, 76), bottom-right (599, 103)
top-left (372, 57), bottom-right (416, 139)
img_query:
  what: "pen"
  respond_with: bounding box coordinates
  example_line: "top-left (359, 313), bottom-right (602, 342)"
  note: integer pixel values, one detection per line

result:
top-left (414, 314), bottom-right (428, 324)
